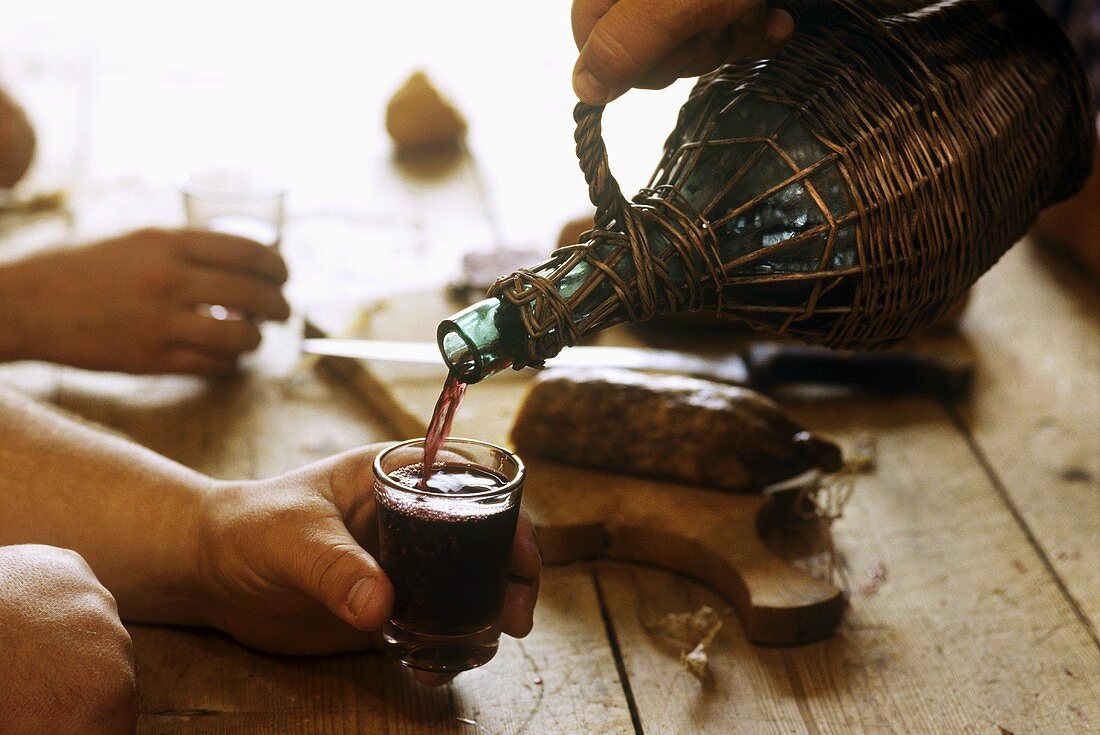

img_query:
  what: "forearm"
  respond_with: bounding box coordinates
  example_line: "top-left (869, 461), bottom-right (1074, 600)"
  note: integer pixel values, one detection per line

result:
top-left (0, 258), bottom-right (32, 361)
top-left (0, 382), bottom-right (212, 625)
top-left (0, 88), bottom-right (35, 188)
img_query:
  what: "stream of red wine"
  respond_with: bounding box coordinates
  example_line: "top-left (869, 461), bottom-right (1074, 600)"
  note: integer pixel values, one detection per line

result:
top-left (420, 371), bottom-right (468, 488)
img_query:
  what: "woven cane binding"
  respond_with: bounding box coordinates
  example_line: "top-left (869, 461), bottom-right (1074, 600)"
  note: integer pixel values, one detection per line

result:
top-left (489, 0), bottom-right (1095, 367)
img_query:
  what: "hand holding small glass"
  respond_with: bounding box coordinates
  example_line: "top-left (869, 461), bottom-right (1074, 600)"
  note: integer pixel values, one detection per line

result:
top-left (181, 166), bottom-right (286, 321)
top-left (0, 228), bottom-right (289, 374)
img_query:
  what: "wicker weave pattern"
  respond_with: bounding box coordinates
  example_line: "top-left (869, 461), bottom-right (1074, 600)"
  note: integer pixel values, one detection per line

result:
top-left (489, 0), bottom-right (1094, 367)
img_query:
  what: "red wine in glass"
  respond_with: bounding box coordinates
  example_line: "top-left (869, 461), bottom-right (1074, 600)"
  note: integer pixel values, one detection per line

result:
top-left (376, 456), bottom-right (521, 672)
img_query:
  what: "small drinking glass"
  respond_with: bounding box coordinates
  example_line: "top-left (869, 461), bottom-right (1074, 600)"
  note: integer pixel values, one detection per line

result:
top-left (374, 438), bottom-right (525, 674)
top-left (181, 166), bottom-right (285, 321)
top-left (181, 166), bottom-right (285, 249)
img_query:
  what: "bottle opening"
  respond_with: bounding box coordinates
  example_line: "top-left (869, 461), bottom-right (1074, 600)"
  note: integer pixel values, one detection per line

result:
top-left (436, 298), bottom-right (521, 384)
top-left (438, 323), bottom-right (482, 383)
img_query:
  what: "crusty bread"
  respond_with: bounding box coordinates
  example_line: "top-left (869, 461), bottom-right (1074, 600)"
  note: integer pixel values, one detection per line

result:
top-left (511, 368), bottom-right (841, 491)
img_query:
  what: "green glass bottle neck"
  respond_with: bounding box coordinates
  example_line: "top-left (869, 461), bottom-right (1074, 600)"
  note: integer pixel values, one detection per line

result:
top-left (437, 243), bottom-right (615, 383)
top-left (436, 298), bottom-right (519, 384)
top-left (436, 233), bottom-right (646, 383)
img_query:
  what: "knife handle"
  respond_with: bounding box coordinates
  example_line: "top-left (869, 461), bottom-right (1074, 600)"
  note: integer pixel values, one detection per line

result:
top-left (742, 344), bottom-right (972, 399)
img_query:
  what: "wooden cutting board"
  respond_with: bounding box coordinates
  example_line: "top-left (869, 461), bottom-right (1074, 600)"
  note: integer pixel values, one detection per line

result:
top-left (319, 289), bottom-right (844, 645)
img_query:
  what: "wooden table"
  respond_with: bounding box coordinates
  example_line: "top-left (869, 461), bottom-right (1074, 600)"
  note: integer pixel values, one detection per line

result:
top-left (1, 5), bottom-right (1097, 733)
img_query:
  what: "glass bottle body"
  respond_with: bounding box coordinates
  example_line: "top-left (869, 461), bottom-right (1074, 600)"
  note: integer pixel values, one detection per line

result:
top-left (440, 98), bottom-right (857, 382)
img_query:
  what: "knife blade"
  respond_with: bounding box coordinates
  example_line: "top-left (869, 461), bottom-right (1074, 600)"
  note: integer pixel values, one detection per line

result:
top-left (301, 338), bottom-right (971, 399)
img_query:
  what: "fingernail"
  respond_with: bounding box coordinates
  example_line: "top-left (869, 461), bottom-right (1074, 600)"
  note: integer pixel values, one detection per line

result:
top-left (519, 578), bottom-right (539, 632)
top-left (573, 68), bottom-right (609, 105)
top-left (345, 577), bottom-right (376, 621)
top-left (768, 9), bottom-right (796, 40)
top-left (526, 584), bottom-right (538, 620)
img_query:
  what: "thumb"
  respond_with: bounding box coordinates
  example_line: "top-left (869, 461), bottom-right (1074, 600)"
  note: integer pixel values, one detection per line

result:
top-left (573, 0), bottom-right (764, 104)
top-left (282, 518), bottom-right (394, 631)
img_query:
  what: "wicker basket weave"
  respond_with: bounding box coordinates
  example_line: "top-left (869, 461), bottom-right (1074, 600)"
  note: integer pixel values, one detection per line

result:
top-left (489, 0), bottom-right (1095, 367)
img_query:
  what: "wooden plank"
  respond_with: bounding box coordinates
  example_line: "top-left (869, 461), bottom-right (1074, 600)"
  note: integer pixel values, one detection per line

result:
top-left (47, 367), bottom-right (388, 480)
top-left (519, 457), bottom-right (845, 645)
top-left (598, 398), bottom-right (1100, 734)
top-left (132, 565), bottom-right (633, 735)
top-left (441, 564), bottom-right (633, 735)
top-left (954, 239), bottom-right (1100, 634)
top-left (597, 563), bottom-right (809, 735)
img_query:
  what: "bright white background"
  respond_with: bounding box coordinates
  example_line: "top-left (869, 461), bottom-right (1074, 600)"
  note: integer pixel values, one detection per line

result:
top-left (0, 0), bottom-right (694, 320)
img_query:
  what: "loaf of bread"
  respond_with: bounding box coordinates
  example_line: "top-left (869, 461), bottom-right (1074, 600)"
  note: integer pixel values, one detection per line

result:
top-left (511, 368), bottom-right (841, 491)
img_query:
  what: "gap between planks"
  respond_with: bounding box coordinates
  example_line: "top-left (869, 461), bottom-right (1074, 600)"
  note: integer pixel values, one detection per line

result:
top-left (591, 566), bottom-right (647, 735)
top-left (944, 399), bottom-right (1100, 652)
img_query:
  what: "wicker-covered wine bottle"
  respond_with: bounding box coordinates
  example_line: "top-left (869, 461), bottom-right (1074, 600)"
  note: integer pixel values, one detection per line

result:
top-left (438, 0), bottom-right (1095, 383)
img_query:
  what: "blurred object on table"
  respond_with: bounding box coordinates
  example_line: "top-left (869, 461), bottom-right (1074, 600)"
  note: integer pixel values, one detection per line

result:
top-left (556, 211), bottom-right (596, 249)
top-left (0, 88), bottom-right (35, 189)
top-left (449, 247), bottom-right (545, 303)
top-left (0, 189), bottom-right (69, 223)
top-left (385, 71), bottom-right (467, 157)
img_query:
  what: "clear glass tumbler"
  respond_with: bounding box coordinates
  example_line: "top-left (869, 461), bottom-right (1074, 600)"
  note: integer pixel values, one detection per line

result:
top-left (181, 167), bottom-right (285, 322)
top-left (180, 166), bottom-right (302, 372)
top-left (374, 438), bottom-right (525, 673)
top-left (181, 166), bottom-right (285, 249)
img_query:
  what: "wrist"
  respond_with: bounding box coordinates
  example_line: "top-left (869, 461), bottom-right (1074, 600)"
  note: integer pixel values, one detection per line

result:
top-left (187, 478), bottom-right (257, 632)
top-left (116, 472), bottom-right (224, 628)
top-left (176, 476), bottom-right (232, 629)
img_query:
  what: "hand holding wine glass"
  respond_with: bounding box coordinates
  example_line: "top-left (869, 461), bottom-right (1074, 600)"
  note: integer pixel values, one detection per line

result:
top-left (195, 444), bottom-right (541, 686)
top-left (0, 228), bottom-right (290, 374)
top-left (0, 386), bottom-right (541, 702)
